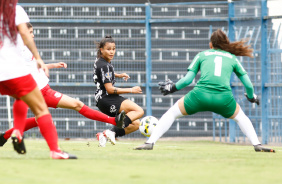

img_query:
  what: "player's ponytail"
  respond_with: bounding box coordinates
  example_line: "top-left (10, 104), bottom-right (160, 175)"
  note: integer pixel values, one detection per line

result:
top-left (210, 29), bottom-right (254, 58)
top-left (96, 35), bottom-right (115, 58)
top-left (0, 0), bottom-right (18, 48)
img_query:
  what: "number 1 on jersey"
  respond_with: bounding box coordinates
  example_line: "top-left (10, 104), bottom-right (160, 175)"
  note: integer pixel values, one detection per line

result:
top-left (214, 56), bottom-right (222, 77)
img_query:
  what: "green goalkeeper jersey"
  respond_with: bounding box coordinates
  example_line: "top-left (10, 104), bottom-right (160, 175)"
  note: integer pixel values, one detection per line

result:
top-left (188, 49), bottom-right (247, 92)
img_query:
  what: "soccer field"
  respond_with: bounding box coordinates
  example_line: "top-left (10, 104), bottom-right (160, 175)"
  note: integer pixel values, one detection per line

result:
top-left (0, 139), bottom-right (281, 184)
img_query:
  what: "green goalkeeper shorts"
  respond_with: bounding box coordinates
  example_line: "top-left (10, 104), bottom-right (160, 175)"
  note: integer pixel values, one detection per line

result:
top-left (183, 88), bottom-right (237, 118)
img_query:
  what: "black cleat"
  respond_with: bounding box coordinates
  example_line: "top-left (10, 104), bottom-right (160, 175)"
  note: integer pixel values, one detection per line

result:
top-left (254, 144), bottom-right (275, 153)
top-left (11, 130), bottom-right (26, 154)
top-left (134, 143), bottom-right (154, 150)
top-left (115, 110), bottom-right (126, 128)
top-left (0, 132), bottom-right (7, 147)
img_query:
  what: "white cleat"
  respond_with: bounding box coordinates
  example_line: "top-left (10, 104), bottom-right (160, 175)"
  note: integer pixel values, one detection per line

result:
top-left (133, 143), bottom-right (154, 150)
top-left (103, 129), bottom-right (116, 145)
top-left (50, 151), bottom-right (77, 159)
top-left (96, 132), bottom-right (107, 147)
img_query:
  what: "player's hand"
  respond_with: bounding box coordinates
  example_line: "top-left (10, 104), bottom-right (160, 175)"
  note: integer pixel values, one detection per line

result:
top-left (244, 93), bottom-right (260, 105)
top-left (121, 73), bottom-right (130, 81)
top-left (131, 86), bottom-right (142, 94)
top-left (158, 79), bottom-right (178, 96)
top-left (36, 58), bottom-right (49, 77)
top-left (56, 62), bottom-right (67, 68)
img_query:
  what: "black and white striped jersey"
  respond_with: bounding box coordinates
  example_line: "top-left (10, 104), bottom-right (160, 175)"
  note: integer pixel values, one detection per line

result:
top-left (93, 57), bottom-right (116, 103)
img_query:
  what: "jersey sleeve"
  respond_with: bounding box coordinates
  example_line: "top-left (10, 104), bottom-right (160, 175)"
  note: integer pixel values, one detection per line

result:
top-left (233, 58), bottom-right (247, 77)
top-left (100, 65), bottom-right (113, 84)
top-left (187, 53), bottom-right (201, 73)
top-left (15, 5), bottom-right (30, 26)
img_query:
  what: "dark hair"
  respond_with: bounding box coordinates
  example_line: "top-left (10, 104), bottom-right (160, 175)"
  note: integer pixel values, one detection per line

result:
top-left (26, 22), bottom-right (33, 29)
top-left (0, 0), bottom-right (18, 48)
top-left (210, 29), bottom-right (254, 58)
top-left (96, 35), bottom-right (115, 58)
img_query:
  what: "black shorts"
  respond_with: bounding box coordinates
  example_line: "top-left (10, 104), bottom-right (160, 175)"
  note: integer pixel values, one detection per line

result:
top-left (97, 95), bottom-right (127, 117)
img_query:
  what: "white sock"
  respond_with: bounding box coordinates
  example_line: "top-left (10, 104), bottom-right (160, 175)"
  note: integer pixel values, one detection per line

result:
top-left (147, 101), bottom-right (184, 144)
top-left (232, 108), bottom-right (261, 145)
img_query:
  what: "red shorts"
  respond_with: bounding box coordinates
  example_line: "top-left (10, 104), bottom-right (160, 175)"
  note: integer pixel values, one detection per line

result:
top-left (0, 74), bottom-right (37, 98)
top-left (41, 85), bottom-right (63, 108)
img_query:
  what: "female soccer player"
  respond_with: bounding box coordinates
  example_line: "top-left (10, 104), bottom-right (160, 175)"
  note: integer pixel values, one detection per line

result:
top-left (93, 35), bottom-right (144, 147)
top-left (134, 29), bottom-right (275, 153)
top-left (0, 23), bottom-right (126, 147)
top-left (0, 1), bottom-right (76, 159)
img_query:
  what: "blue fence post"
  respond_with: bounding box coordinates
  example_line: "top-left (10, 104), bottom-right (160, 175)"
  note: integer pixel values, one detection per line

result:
top-left (261, 0), bottom-right (268, 144)
top-left (145, 3), bottom-right (152, 116)
top-left (210, 25), bottom-right (217, 142)
top-left (228, 0), bottom-right (236, 143)
top-left (213, 117), bottom-right (216, 141)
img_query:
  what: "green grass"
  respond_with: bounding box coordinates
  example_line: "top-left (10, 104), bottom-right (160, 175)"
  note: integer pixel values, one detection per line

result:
top-left (0, 139), bottom-right (281, 184)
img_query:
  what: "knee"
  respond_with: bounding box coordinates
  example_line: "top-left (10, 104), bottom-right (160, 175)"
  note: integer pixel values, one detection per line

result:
top-left (32, 103), bottom-right (49, 117)
top-left (136, 107), bottom-right (144, 118)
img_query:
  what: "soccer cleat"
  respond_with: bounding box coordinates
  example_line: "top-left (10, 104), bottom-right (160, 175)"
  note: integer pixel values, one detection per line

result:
top-left (11, 129), bottom-right (26, 154)
top-left (254, 144), bottom-right (275, 153)
top-left (115, 110), bottom-right (126, 128)
top-left (96, 132), bottom-right (107, 147)
top-left (103, 129), bottom-right (116, 145)
top-left (50, 151), bottom-right (78, 159)
top-left (133, 143), bottom-right (154, 150)
top-left (0, 132), bottom-right (7, 147)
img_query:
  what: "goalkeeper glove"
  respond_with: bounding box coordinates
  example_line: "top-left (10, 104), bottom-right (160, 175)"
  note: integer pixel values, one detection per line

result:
top-left (244, 93), bottom-right (260, 105)
top-left (158, 79), bottom-right (178, 96)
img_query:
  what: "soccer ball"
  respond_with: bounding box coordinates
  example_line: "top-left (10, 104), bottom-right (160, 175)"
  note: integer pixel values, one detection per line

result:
top-left (139, 116), bottom-right (158, 137)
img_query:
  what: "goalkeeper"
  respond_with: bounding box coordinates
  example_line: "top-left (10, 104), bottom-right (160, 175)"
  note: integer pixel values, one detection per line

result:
top-left (135, 29), bottom-right (275, 152)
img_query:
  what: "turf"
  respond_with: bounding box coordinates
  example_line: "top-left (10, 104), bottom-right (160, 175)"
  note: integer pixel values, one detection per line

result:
top-left (0, 139), bottom-right (281, 184)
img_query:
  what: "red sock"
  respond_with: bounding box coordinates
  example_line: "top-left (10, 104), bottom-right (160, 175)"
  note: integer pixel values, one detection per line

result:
top-left (13, 100), bottom-right (28, 135)
top-left (79, 105), bottom-right (116, 126)
top-left (3, 117), bottom-right (38, 139)
top-left (36, 114), bottom-right (60, 152)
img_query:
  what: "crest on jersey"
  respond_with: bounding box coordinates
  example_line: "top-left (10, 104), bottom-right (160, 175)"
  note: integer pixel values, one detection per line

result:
top-left (105, 72), bottom-right (112, 80)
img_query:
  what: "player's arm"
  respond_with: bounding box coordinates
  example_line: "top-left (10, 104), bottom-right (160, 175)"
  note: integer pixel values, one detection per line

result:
top-left (175, 71), bottom-right (196, 90)
top-left (239, 74), bottom-right (254, 98)
top-left (46, 62), bottom-right (67, 69)
top-left (158, 71), bottom-right (196, 96)
top-left (104, 83), bottom-right (142, 94)
top-left (159, 53), bottom-right (201, 96)
top-left (234, 58), bottom-right (259, 105)
top-left (18, 23), bottom-right (49, 76)
top-left (115, 73), bottom-right (130, 81)
top-left (17, 23), bottom-right (39, 61)
top-left (238, 74), bottom-right (259, 105)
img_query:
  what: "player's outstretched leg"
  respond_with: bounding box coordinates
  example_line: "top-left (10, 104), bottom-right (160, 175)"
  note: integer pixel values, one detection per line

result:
top-left (133, 143), bottom-right (154, 150)
top-left (254, 144), bottom-right (275, 153)
top-left (232, 107), bottom-right (261, 145)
